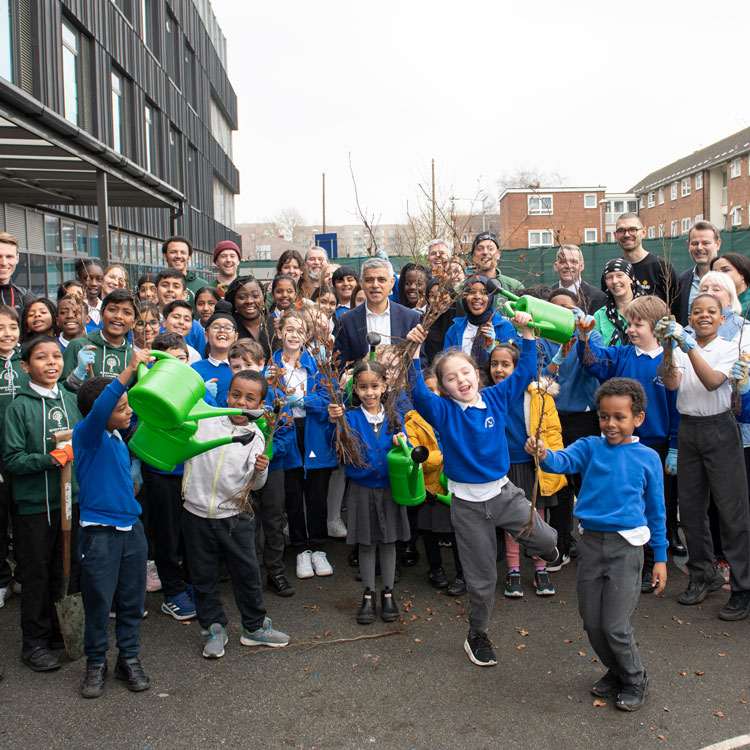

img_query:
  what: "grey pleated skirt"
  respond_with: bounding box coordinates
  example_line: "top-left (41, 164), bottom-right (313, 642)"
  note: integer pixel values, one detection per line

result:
top-left (417, 500), bottom-right (454, 534)
top-left (508, 461), bottom-right (559, 510)
top-left (345, 482), bottom-right (411, 545)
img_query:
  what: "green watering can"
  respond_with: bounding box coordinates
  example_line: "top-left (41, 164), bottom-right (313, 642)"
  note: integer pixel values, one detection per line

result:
top-left (345, 332), bottom-right (381, 402)
top-left (486, 279), bottom-right (575, 345)
top-left (387, 437), bottom-right (450, 507)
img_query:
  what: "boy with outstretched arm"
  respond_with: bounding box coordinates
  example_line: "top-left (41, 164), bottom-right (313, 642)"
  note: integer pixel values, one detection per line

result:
top-left (73, 348), bottom-right (152, 698)
top-left (526, 378), bottom-right (667, 712)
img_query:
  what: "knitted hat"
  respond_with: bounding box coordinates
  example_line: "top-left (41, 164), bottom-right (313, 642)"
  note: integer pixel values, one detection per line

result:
top-left (206, 300), bottom-right (237, 329)
top-left (471, 232), bottom-right (499, 253)
top-left (213, 240), bottom-right (241, 263)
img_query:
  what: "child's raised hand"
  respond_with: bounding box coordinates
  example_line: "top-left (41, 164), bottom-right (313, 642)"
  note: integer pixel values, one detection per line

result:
top-left (254, 453), bottom-right (269, 472)
top-left (338, 368), bottom-right (351, 390)
top-left (328, 403), bottom-right (344, 421)
top-left (129, 347), bottom-right (151, 370)
top-left (406, 324), bottom-right (426, 346)
top-left (652, 561), bottom-right (667, 595)
top-left (524, 435), bottom-right (547, 461)
top-left (205, 378), bottom-right (218, 398)
top-left (392, 431), bottom-right (407, 446)
top-left (480, 323), bottom-right (496, 352)
top-left (572, 307), bottom-right (596, 337)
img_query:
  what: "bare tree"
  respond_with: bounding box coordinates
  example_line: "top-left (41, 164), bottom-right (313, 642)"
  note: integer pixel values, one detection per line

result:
top-left (272, 208), bottom-right (307, 244)
top-left (497, 167), bottom-right (566, 192)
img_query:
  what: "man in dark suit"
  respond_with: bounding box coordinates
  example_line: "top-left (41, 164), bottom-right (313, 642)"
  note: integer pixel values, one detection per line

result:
top-left (674, 220), bottom-right (721, 325)
top-left (550, 244), bottom-right (607, 314)
top-left (333, 257), bottom-right (421, 368)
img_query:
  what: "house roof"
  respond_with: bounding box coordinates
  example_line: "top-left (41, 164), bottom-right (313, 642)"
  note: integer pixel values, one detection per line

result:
top-left (630, 126), bottom-right (750, 194)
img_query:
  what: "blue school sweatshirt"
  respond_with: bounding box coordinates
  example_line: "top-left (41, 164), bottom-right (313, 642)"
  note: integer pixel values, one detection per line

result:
top-left (540, 334), bottom-right (602, 414)
top-left (266, 386), bottom-right (302, 471)
top-left (505, 396), bottom-right (532, 464)
top-left (540, 436), bottom-right (668, 562)
top-left (443, 311), bottom-right (519, 352)
top-left (191, 358), bottom-right (233, 407)
top-left (578, 340), bottom-right (679, 448)
top-left (409, 337), bottom-right (536, 484)
top-left (73, 379), bottom-right (141, 527)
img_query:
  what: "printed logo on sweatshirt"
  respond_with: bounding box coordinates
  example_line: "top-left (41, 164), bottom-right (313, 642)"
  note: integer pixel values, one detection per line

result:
top-left (48, 406), bottom-right (65, 427)
top-left (484, 416), bottom-right (495, 429)
top-left (103, 354), bottom-right (121, 376)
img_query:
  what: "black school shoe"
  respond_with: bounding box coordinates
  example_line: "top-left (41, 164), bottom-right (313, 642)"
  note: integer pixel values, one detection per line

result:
top-left (380, 588), bottom-right (399, 622)
top-left (427, 568), bottom-right (449, 588)
top-left (641, 568), bottom-right (656, 594)
top-left (678, 570), bottom-right (725, 605)
top-left (81, 662), bottom-right (108, 699)
top-left (267, 574), bottom-right (296, 598)
top-left (356, 589), bottom-right (376, 625)
top-left (447, 576), bottom-right (467, 596)
top-left (401, 542), bottom-right (419, 567)
top-left (718, 591), bottom-right (750, 621)
top-left (615, 674), bottom-right (649, 711)
top-left (22, 646), bottom-right (60, 672)
top-left (114, 657), bottom-right (150, 692)
top-left (463, 630), bottom-right (497, 667)
top-left (590, 670), bottom-right (621, 699)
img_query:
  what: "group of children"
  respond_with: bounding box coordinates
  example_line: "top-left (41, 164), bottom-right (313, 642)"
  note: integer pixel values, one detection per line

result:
top-left (1, 239), bottom-right (750, 715)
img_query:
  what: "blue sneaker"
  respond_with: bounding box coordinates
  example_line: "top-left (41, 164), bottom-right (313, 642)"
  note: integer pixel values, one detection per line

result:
top-left (161, 590), bottom-right (196, 620)
top-left (240, 617), bottom-right (290, 647)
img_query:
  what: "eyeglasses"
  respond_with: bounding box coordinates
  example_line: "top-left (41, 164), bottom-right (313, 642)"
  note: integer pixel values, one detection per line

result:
top-left (134, 320), bottom-right (160, 329)
top-left (615, 227), bottom-right (641, 236)
top-left (208, 323), bottom-right (236, 333)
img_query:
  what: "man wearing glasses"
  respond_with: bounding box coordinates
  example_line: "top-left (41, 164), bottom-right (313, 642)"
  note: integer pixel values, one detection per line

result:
top-left (614, 213), bottom-right (678, 304)
top-left (551, 245), bottom-right (606, 314)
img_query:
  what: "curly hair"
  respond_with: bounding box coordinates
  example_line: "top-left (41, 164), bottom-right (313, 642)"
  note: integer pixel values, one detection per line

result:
top-left (594, 377), bottom-right (647, 416)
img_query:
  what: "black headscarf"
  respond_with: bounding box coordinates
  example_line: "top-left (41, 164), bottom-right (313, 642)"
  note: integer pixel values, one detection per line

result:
top-left (463, 275), bottom-right (496, 366)
top-left (600, 258), bottom-right (643, 346)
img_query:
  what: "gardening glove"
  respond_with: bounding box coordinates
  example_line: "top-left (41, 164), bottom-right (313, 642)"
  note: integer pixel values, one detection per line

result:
top-left (205, 379), bottom-right (218, 399)
top-left (730, 356), bottom-right (750, 394)
top-left (653, 316), bottom-right (672, 342)
top-left (131, 458), bottom-right (143, 494)
top-left (665, 321), bottom-right (696, 353)
top-left (374, 248), bottom-right (389, 261)
top-left (665, 448), bottom-right (678, 476)
top-left (551, 344), bottom-right (567, 366)
top-left (481, 323), bottom-right (496, 353)
top-left (571, 306), bottom-right (595, 336)
top-left (50, 443), bottom-right (74, 467)
top-left (285, 390), bottom-right (304, 407)
top-left (73, 346), bottom-right (96, 379)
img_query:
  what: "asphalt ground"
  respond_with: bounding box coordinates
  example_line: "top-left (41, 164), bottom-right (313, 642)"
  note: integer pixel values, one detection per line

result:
top-left (0, 540), bottom-right (749, 750)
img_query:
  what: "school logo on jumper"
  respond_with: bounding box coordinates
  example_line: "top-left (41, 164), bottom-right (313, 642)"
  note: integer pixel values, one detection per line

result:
top-left (484, 416), bottom-right (495, 429)
top-left (103, 355), bottom-right (120, 375)
top-left (48, 407), bottom-right (65, 427)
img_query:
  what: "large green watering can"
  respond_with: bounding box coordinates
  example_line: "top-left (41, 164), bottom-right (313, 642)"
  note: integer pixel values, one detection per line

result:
top-left (486, 279), bottom-right (575, 345)
top-left (387, 436), bottom-right (450, 507)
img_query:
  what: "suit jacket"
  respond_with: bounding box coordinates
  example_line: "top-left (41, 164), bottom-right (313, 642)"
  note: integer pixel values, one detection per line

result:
top-left (550, 280), bottom-right (607, 315)
top-left (333, 301), bottom-right (421, 369)
top-left (675, 267), bottom-right (695, 326)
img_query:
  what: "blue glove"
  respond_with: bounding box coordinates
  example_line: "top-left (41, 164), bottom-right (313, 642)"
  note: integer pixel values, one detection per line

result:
top-left (130, 458), bottom-right (143, 493)
top-left (551, 344), bottom-right (567, 366)
top-left (665, 321), bottom-right (696, 353)
top-left (205, 379), bottom-right (218, 399)
top-left (480, 323), bottom-right (496, 353)
top-left (665, 448), bottom-right (678, 476)
top-left (73, 346), bottom-right (96, 379)
top-left (571, 306), bottom-right (595, 336)
top-left (374, 248), bottom-right (389, 261)
top-left (731, 357), bottom-right (750, 394)
top-left (286, 390), bottom-right (303, 406)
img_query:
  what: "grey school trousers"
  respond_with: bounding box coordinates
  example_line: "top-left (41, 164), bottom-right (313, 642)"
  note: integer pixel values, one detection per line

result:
top-left (577, 530), bottom-right (645, 685)
top-left (451, 481), bottom-right (558, 632)
top-left (678, 412), bottom-right (750, 592)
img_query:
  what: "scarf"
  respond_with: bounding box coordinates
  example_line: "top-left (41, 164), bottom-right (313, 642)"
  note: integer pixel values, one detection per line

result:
top-left (600, 259), bottom-right (643, 346)
top-left (464, 275), bottom-right (495, 366)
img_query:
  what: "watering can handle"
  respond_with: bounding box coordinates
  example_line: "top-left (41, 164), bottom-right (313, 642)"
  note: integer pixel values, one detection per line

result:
top-left (136, 349), bottom-right (178, 380)
top-left (502, 301), bottom-right (556, 333)
top-left (397, 435), bottom-right (410, 456)
top-left (497, 287), bottom-right (520, 302)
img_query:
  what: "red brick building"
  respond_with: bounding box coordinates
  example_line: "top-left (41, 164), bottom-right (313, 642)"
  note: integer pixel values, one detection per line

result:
top-left (498, 187), bottom-right (607, 250)
top-left (631, 126), bottom-right (750, 237)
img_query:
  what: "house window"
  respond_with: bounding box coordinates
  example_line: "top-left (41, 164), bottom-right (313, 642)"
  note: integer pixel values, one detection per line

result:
top-left (184, 43), bottom-right (197, 108)
top-left (627, 200), bottom-right (637, 212)
top-left (61, 19), bottom-right (79, 125)
top-left (165, 11), bottom-right (180, 88)
top-left (647, 227), bottom-right (655, 239)
top-left (695, 172), bottom-right (703, 190)
top-left (681, 218), bottom-right (691, 234)
top-left (730, 206), bottom-right (742, 226)
top-left (638, 195), bottom-right (644, 209)
top-left (528, 230), bottom-right (553, 247)
top-left (528, 195), bottom-right (553, 215)
top-left (111, 70), bottom-right (123, 153)
top-left (695, 214), bottom-right (703, 223)
top-left (187, 143), bottom-right (199, 205)
top-left (670, 182), bottom-right (678, 200)
top-left (658, 187), bottom-right (664, 204)
top-left (144, 103), bottom-right (154, 173)
top-left (658, 224), bottom-right (665, 238)
top-left (647, 192), bottom-right (655, 208)
top-left (731, 158), bottom-right (741, 178)
top-left (168, 126), bottom-right (182, 189)
top-left (670, 220), bottom-right (679, 236)
top-left (681, 177), bottom-right (691, 197)
top-left (583, 193), bottom-right (597, 209)
top-left (584, 228), bottom-right (597, 243)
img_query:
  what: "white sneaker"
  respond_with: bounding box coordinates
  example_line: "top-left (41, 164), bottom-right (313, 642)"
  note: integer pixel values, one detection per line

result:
top-left (327, 519), bottom-right (347, 538)
top-left (146, 560), bottom-right (162, 593)
top-left (0, 586), bottom-right (10, 608)
top-left (311, 550), bottom-right (333, 576)
top-left (296, 551), bottom-right (314, 579)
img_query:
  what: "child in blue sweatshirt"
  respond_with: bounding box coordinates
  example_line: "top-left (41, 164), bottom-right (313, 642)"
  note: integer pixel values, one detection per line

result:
top-left (406, 314), bottom-right (558, 669)
top-left (73, 348), bottom-right (151, 699)
top-left (526, 377), bottom-right (667, 712)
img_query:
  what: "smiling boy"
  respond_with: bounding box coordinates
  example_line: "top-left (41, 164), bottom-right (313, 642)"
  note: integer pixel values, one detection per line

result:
top-left (191, 302), bottom-right (238, 406)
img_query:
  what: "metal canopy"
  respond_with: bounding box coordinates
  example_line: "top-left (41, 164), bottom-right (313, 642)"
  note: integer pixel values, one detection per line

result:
top-left (0, 80), bottom-right (184, 208)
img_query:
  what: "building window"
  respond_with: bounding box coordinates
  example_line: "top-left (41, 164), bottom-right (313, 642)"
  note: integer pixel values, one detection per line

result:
top-left (658, 224), bottom-right (664, 238)
top-left (695, 214), bottom-right (703, 223)
top-left (527, 195), bottom-right (553, 215)
top-left (213, 176), bottom-right (234, 228)
top-left (1, 0), bottom-right (11, 81)
top-left (646, 226), bottom-right (654, 239)
top-left (670, 220), bottom-right (679, 236)
top-left (681, 217), bottom-right (691, 234)
top-left (184, 43), bottom-right (197, 108)
top-left (670, 182), bottom-right (678, 200)
top-left (165, 11), bottom-right (180, 88)
top-left (528, 230), bottom-right (553, 247)
top-left (61, 19), bottom-right (79, 125)
top-left (647, 191), bottom-right (655, 208)
top-left (141, 0), bottom-right (159, 54)
top-left (111, 0), bottom-right (133, 20)
top-left (681, 177), bottom-right (691, 197)
top-left (111, 70), bottom-right (123, 153)
top-left (168, 126), bottom-right (182, 189)
top-left (584, 228), bottom-right (597, 243)
top-left (583, 193), bottom-right (597, 209)
top-left (731, 158), bottom-right (741, 178)
top-left (144, 103), bottom-right (154, 173)
top-left (627, 200), bottom-right (637, 212)
top-left (658, 187), bottom-right (664, 204)
top-left (638, 195), bottom-right (644, 209)
top-left (210, 97), bottom-right (233, 156)
top-left (695, 172), bottom-right (703, 190)
top-left (730, 206), bottom-right (742, 226)
top-left (186, 143), bottom-right (199, 205)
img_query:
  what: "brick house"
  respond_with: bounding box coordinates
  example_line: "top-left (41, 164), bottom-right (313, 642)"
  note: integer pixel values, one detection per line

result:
top-left (631, 126), bottom-right (750, 236)
top-left (498, 187), bottom-right (607, 250)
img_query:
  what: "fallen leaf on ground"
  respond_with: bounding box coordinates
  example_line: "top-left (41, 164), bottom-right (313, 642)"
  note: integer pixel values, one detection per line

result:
top-left (593, 699), bottom-right (606, 707)
top-left (714, 712), bottom-right (724, 717)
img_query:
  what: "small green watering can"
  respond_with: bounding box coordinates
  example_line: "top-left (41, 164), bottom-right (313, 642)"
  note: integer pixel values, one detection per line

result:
top-left (344, 332), bottom-right (381, 402)
top-left (486, 279), bottom-right (575, 345)
top-left (387, 436), bottom-right (450, 507)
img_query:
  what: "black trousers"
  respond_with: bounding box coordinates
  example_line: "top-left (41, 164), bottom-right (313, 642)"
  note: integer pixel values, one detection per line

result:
top-left (285, 418), bottom-right (331, 554)
top-left (424, 531), bottom-right (462, 575)
top-left (14, 506), bottom-right (80, 651)
top-left (79, 522), bottom-right (147, 665)
top-left (0, 457), bottom-right (12, 588)
top-left (251, 468), bottom-right (286, 577)
top-left (181, 510), bottom-right (266, 632)
top-left (142, 468), bottom-right (189, 597)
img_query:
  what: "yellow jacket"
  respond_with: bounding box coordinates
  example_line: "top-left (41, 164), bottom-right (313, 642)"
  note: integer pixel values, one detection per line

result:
top-left (404, 409), bottom-right (444, 494)
top-left (524, 378), bottom-right (567, 497)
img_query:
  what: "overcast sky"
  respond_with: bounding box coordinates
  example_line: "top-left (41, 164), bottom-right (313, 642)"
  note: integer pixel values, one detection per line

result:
top-left (210, 0), bottom-right (750, 228)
